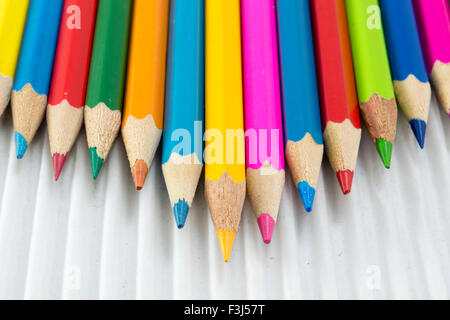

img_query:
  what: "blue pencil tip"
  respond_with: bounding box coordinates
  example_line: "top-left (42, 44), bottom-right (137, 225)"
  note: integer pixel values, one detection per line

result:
top-left (15, 131), bottom-right (28, 159)
top-left (409, 119), bottom-right (426, 149)
top-left (173, 200), bottom-right (190, 229)
top-left (298, 181), bottom-right (316, 213)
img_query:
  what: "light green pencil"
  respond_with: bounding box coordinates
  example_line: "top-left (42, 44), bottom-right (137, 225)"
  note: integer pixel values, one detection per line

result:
top-left (345, 0), bottom-right (397, 169)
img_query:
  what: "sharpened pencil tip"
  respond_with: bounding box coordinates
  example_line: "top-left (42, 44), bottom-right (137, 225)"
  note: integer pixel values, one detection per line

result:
top-left (257, 214), bottom-right (275, 244)
top-left (89, 148), bottom-right (104, 180)
top-left (15, 131), bottom-right (28, 159)
top-left (376, 139), bottom-right (392, 169)
top-left (297, 181), bottom-right (315, 212)
top-left (336, 170), bottom-right (354, 195)
top-left (217, 230), bottom-right (235, 263)
top-left (132, 160), bottom-right (148, 191)
top-left (52, 153), bottom-right (67, 181)
top-left (173, 200), bottom-right (190, 229)
top-left (409, 119), bottom-right (426, 149)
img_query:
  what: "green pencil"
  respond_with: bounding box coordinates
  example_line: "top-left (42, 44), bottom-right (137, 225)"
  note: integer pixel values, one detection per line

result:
top-left (84, 0), bottom-right (132, 179)
top-left (345, 0), bottom-right (397, 168)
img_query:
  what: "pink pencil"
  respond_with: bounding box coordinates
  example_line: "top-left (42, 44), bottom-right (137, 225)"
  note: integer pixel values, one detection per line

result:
top-left (242, 0), bottom-right (285, 244)
top-left (413, 0), bottom-right (450, 115)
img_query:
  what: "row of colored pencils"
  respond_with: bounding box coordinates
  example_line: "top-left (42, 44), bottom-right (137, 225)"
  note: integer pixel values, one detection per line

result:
top-left (0, 0), bottom-right (449, 262)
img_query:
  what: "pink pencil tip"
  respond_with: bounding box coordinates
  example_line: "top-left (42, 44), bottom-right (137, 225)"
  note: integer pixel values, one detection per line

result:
top-left (257, 214), bottom-right (275, 244)
top-left (52, 153), bottom-right (67, 181)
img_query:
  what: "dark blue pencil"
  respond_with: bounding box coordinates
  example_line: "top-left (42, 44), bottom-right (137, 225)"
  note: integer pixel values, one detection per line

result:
top-left (380, 0), bottom-right (431, 148)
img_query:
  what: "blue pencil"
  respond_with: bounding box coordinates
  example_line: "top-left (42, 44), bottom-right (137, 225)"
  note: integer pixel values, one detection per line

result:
top-left (379, 0), bottom-right (431, 148)
top-left (162, 0), bottom-right (204, 229)
top-left (276, 0), bottom-right (324, 212)
top-left (11, 0), bottom-right (63, 159)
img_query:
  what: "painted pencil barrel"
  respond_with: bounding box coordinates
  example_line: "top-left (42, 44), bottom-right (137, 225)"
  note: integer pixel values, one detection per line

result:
top-left (122, 0), bottom-right (169, 190)
top-left (311, 0), bottom-right (361, 194)
top-left (162, 0), bottom-right (204, 229)
top-left (380, 0), bottom-right (430, 148)
top-left (242, 0), bottom-right (284, 244)
top-left (85, 0), bottom-right (132, 179)
top-left (0, 0), bottom-right (29, 115)
top-left (277, 0), bottom-right (323, 211)
top-left (205, 0), bottom-right (246, 262)
top-left (345, 0), bottom-right (398, 168)
top-left (11, 0), bottom-right (63, 159)
top-left (47, 0), bottom-right (98, 180)
top-left (413, 0), bottom-right (450, 115)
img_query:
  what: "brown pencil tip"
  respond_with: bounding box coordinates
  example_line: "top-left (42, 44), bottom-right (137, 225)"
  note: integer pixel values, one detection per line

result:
top-left (132, 160), bottom-right (148, 191)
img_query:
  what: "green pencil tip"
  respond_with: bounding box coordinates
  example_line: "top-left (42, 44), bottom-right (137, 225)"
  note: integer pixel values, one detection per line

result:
top-left (89, 148), bottom-right (104, 180)
top-left (376, 139), bottom-right (392, 169)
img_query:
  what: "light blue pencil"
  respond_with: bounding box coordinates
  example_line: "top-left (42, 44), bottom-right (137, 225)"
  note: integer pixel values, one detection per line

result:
top-left (162, 0), bottom-right (204, 229)
top-left (276, 0), bottom-right (324, 212)
top-left (12, 0), bottom-right (63, 159)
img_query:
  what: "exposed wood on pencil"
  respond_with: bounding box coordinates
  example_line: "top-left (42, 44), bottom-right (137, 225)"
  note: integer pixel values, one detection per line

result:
top-left (122, 114), bottom-right (162, 190)
top-left (11, 83), bottom-right (47, 149)
top-left (246, 162), bottom-right (285, 223)
top-left (47, 100), bottom-right (83, 156)
top-left (360, 94), bottom-right (397, 145)
top-left (323, 119), bottom-right (361, 177)
top-left (285, 133), bottom-right (324, 200)
top-left (0, 75), bottom-right (12, 115)
top-left (393, 74), bottom-right (431, 122)
top-left (162, 153), bottom-right (203, 220)
top-left (85, 102), bottom-right (122, 160)
top-left (430, 61), bottom-right (450, 114)
top-left (205, 173), bottom-right (246, 234)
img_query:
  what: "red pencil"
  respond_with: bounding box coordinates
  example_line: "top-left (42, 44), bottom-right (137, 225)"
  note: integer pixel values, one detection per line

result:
top-left (47, 0), bottom-right (98, 180)
top-left (311, 0), bottom-right (362, 194)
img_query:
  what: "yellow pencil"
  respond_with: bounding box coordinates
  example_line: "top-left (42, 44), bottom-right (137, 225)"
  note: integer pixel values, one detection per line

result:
top-left (205, 0), bottom-right (246, 263)
top-left (0, 0), bottom-right (29, 116)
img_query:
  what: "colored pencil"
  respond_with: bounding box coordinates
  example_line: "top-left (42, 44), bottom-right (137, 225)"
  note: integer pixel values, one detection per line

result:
top-left (413, 0), bottom-right (450, 116)
top-left (242, 0), bottom-right (285, 244)
top-left (85, 0), bottom-right (132, 180)
top-left (205, 0), bottom-right (246, 262)
top-left (11, 0), bottom-right (63, 159)
top-left (277, 0), bottom-right (323, 211)
top-left (380, 0), bottom-right (431, 148)
top-left (47, 0), bottom-right (98, 181)
top-left (311, 0), bottom-right (361, 195)
top-left (0, 0), bottom-right (29, 116)
top-left (346, 0), bottom-right (398, 169)
top-left (122, 0), bottom-right (169, 190)
top-left (162, 0), bottom-right (204, 229)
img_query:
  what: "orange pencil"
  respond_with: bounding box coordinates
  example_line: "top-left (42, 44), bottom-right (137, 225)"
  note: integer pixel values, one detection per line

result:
top-left (122, 0), bottom-right (169, 190)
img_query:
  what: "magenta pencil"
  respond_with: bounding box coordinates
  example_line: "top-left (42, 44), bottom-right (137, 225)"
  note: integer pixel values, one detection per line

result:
top-left (242, 0), bottom-right (285, 244)
top-left (413, 0), bottom-right (450, 115)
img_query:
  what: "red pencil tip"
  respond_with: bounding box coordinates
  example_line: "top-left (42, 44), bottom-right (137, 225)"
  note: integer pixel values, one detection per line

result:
top-left (52, 153), bottom-right (67, 181)
top-left (257, 214), bottom-right (275, 244)
top-left (336, 170), bottom-right (354, 195)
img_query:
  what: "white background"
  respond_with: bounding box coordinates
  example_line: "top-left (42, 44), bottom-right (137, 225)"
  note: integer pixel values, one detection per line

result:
top-left (0, 96), bottom-right (448, 300)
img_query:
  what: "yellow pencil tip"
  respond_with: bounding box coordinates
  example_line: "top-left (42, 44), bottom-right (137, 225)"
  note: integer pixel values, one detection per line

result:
top-left (217, 230), bottom-right (236, 263)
